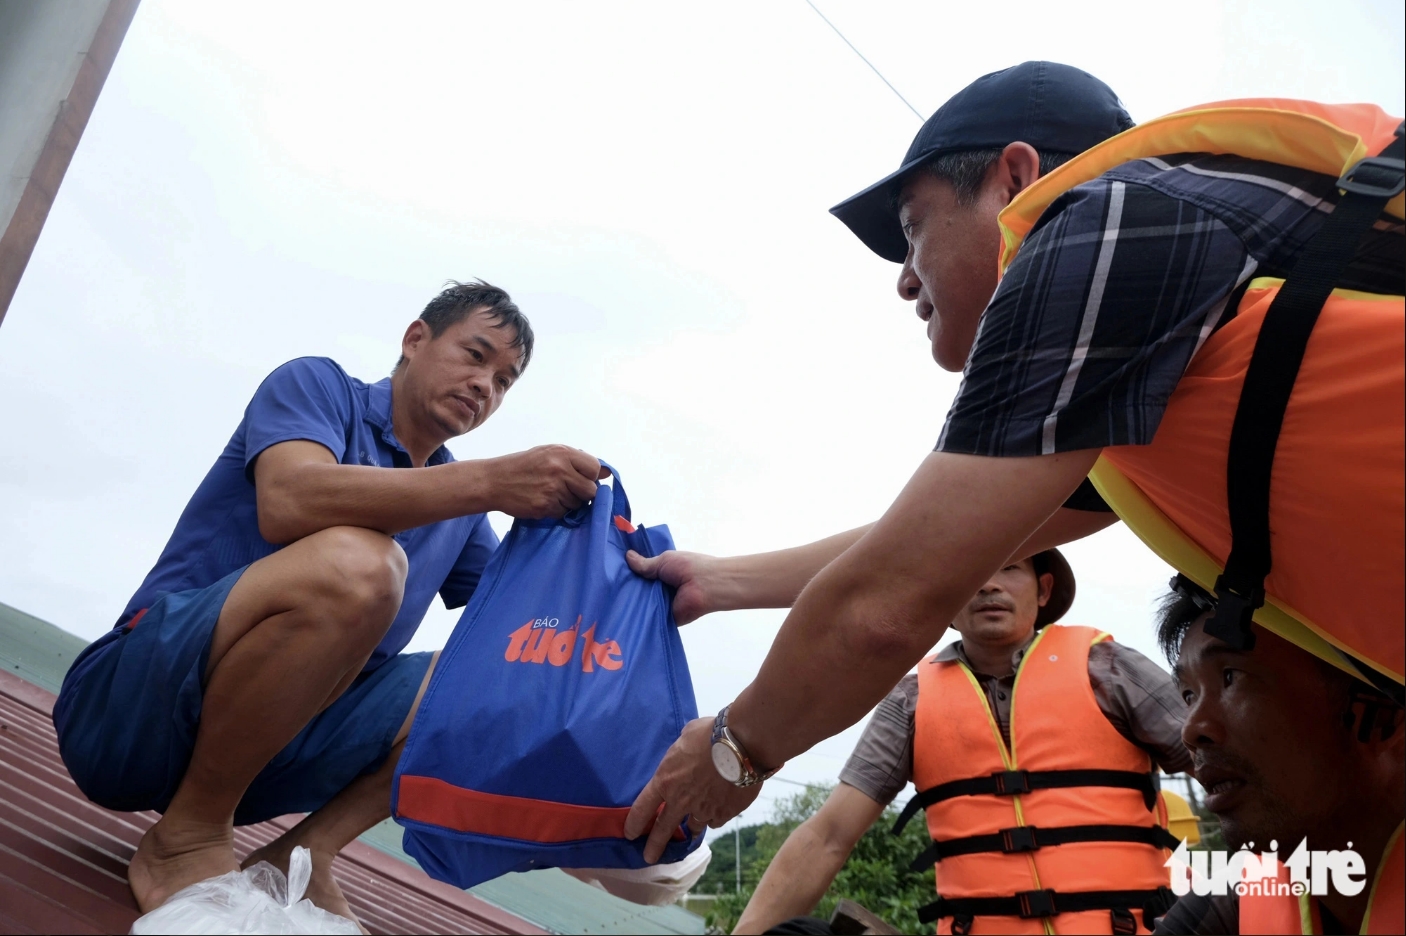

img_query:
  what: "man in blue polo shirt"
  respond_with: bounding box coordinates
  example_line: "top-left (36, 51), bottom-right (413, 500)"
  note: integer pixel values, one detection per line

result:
top-left (54, 280), bottom-right (605, 922)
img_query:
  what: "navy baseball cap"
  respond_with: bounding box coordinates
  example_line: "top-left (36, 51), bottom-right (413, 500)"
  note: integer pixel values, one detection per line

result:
top-left (830, 61), bottom-right (1133, 263)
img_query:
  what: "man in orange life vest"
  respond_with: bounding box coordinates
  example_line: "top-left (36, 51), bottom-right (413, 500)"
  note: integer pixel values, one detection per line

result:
top-left (1149, 578), bottom-right (1403, 935)
top-left (734, 551), bottom-right (1190, 935)
top-left (620, 59), bottom-right (1402, 933)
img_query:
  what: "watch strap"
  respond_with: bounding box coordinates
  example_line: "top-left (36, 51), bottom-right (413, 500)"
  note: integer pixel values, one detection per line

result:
top-left (712, 705), bottom-right (780, 787)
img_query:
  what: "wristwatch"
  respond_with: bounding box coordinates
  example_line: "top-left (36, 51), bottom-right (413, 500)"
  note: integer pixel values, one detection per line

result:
top-left (710, 705), bottom-right (781, 787)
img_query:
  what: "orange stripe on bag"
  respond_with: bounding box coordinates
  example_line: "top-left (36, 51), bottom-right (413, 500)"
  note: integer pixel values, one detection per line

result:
top-left (398, 776), bottom-right (632, 843)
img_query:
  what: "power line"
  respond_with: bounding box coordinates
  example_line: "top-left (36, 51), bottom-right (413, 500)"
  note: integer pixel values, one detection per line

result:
top-left (801, 0), bottom-right (924, 122)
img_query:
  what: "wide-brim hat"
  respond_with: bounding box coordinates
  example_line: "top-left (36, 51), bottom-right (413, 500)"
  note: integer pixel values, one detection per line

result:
top-left (1033, 547), bottom-right (1076, 628)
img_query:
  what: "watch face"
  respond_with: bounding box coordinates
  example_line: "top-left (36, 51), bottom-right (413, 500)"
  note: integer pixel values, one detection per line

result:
top-left (711, 741), bottom-right (744, 783)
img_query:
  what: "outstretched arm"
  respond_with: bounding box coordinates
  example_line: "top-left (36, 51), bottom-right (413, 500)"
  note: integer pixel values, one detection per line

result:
top-left (626, 448), bottom-right (1102, 859)
top-left (1012, 505), bottom-right (1117, 559)
top-left (626, 526), bottom-right (872, 624)
top-left (733, 784), bottom-right (886, 935)
top-left (254, 440), bottom-right (605, 543)
top-left (626, 489), bottom-right (1114, 625)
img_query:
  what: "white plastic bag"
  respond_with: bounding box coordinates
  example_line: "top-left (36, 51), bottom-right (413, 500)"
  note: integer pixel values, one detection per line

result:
top-left (130, 845), bottom-right (361, 935)
top-left (562, 842), bottom-right (713, 905)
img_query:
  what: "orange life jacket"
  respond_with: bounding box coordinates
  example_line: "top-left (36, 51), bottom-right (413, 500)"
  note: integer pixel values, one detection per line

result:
top-left (908, 625), bottom-right (1176, 935)
top-left (997, 101), bottom-right (1405, 688)
top-left (1239, 823), bottom-right (1404, 935)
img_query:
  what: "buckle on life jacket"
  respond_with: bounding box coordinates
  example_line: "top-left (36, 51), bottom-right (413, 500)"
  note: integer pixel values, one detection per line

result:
top-left (1337, 123), bottom-right (1405, 198)
top-left (1206, 575), bottom-right (1262, 651)
top-left (994, 769), bottom-right (1030, 795)
top-left (1111, 907), bottom-right (1139, 935)
top-left (1016, 889), bottom-right (1058, 918)
top-left (901, 768), bottom-right (1158, 836)
top-left (1337, 155), bottom-right (1405, 199)
top-left (1000, 825), bottom-right (1040, 853)
top-left (1168, 574), bottom-right (1215, 614)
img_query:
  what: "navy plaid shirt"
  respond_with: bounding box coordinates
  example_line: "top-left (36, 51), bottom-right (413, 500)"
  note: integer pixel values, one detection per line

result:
top-left (936, 154), bottom-right (1404, 457)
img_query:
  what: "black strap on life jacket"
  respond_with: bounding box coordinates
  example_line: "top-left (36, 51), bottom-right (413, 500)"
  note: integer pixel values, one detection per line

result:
top-left (1206, 123), bottom-right (1406, 656)
top-left (891, 768), bottom-right (1159, 836)
top-left (918, 885), bottom-right (1177, 926)
top-left (907, 822), bottom-right (1181, 871)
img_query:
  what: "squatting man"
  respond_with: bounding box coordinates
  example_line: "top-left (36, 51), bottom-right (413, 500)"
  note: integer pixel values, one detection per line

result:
top-left (55, 281), bottom-right (606, 926)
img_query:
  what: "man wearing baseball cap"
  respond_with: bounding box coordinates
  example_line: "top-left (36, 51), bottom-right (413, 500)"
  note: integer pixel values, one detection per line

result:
top-left (624, 60), bottom-right (1401, 930)
top-left (733, 550), bottom-right (1191, 934)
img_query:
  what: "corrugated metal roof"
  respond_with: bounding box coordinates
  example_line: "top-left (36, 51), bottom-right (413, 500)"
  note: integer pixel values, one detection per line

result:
top-left (0, 666), bottom-right (542, 935)
top-left (0, 602), bottom-right (706, 935)
top-left (0, 601), bottom-right (88, 695)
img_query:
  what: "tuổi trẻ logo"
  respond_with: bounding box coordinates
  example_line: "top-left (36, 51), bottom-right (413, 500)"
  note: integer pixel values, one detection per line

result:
top-left (1166, 838), bottom-right (1367, 897)
top-left (504, 615), bottom-right (623, 671)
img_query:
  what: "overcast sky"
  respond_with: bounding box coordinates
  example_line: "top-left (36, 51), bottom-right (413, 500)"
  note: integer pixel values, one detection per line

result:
top-left (2, 0), bottom-right (1402, 831)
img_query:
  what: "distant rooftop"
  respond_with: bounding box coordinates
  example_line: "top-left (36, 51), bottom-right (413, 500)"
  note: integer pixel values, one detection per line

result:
top-left (0, 600), bottom-right (705, 935)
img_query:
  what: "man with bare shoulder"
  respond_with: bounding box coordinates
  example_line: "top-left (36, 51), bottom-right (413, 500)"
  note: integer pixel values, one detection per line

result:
top-left (54, 280), bottom-right (605, 926)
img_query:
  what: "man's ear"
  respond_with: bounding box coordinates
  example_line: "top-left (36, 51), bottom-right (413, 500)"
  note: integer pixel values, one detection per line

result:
top-left (1365, 706), bottom-right (1405, 799)
top-left (401, 319), bottom-right (430, 363)
top-left (1378, 706), bottom-right (1404, 746)
top-left (991, 142), bottom-right (1042, 207)
top-left (1036, 571), bottom-right (1054, 607)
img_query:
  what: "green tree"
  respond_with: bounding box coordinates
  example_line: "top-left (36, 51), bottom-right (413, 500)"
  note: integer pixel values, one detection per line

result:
top-left (703, 785), bottom-right (936, 935)
top-left (694, 822), bottom-right (765, 896)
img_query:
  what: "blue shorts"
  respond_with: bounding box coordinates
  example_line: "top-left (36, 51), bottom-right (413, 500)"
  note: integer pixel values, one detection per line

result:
top-left (53, 567), bottom-right (433, 826)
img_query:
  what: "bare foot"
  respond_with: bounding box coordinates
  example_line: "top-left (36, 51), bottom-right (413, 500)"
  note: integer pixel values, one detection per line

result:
top-left (242, 839), bottom-right (367, 934)
top-left (129, 817), bottom-right (240, 913)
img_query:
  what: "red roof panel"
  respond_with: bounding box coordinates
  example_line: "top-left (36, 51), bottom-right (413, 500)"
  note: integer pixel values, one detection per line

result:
top-left (0, 668), bottom-right (542, 935)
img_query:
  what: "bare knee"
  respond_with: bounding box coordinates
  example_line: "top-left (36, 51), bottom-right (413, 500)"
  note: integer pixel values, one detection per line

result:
top-left (207, 530), bottom-right (407, 678)
top-left (307, 527), bottom-right (407, 626)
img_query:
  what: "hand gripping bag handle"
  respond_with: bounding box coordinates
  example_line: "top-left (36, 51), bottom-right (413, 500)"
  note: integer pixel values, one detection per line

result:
top-left (601, 461), bottom-right (631, 522)
top-left (563, 460), bottom-right (631, 527)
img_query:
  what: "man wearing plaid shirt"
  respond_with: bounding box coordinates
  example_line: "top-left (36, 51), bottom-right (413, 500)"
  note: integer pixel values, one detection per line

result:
top-left (622, 61), bottom-right (1402, 888)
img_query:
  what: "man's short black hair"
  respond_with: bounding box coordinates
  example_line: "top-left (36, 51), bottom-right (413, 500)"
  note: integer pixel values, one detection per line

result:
top-left (922, 148), bottom-right (1077, 206)
top-left (1156, 585), bottom-right (1212, 665)
top-left (1156, 580), bottom-right (1400, 738)
top-left (397, 279), bottom-right (533, 371)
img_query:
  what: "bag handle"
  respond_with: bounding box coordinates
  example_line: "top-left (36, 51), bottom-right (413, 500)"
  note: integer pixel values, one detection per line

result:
top-left (560, 460), bottom-right (631, 527)
top-left (599, 460), bottom-right (631, 522)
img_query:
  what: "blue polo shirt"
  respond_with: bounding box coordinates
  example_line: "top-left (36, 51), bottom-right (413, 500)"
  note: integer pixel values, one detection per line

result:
top-left (118, 357), bottom-right (500, 672)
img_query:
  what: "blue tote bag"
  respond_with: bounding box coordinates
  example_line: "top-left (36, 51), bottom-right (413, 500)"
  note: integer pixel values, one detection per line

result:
top-left (391, 465), bottom-right (701, 888)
